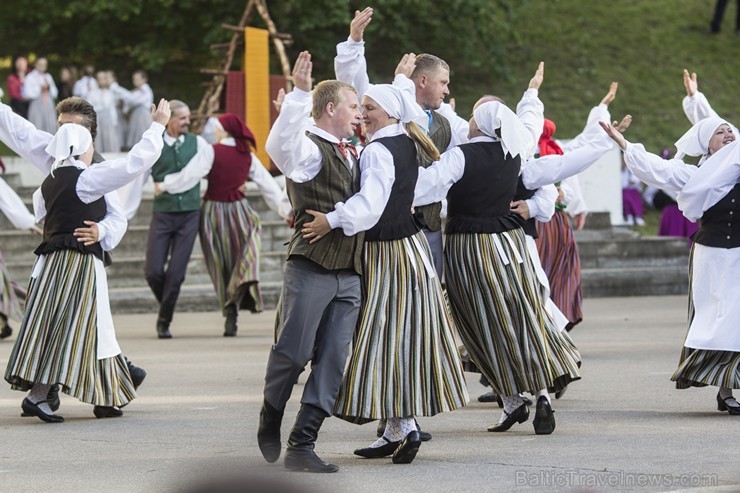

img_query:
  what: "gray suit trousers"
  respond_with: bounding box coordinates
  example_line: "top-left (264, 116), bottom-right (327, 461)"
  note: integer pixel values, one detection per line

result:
top-left (263, 257), bottom-right (361, 416)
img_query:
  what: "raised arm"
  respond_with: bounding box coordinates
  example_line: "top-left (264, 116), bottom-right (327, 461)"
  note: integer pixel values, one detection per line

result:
top-left (334, 7), bottom-right (373, 97)
top-left (76, 99), bottom-right (170, 201)
top-left (600, 120), bottom-right (695, 192)
top-left (265, 52), bottom-right (324, 183)
top-left (517, 62), bottom-right (545, 159)
top-left (561, 82), bottom-right (619, 153)
top-left (521, 126), bottom-right (616, 190)
top-left (0, 102), bottom-right (54, 173)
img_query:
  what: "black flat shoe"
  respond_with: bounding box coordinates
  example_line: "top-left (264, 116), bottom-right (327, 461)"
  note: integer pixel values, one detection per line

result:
top-left (376, 419), bottom-right (386, 438)
top-left (354, 437), bottom-right (400, 458)
top-left (478, 391), bottom-right (500, 404)
top-left (21, 398), bottom-right (64, 423)
top-left (717, 392), bottom-right (740, 415)
top-left (126, 361), bottom-right (147, 390)
top-left (555, 385), bottom-right (568, 400)
top-left (392, 431), bottom-right (421, 464)
top-left (94, 406), bottom-right (123, 419)
top-left (0, 323), bottom-right (12, 339)
top-left (487, 403), bottom-right (529, 432)
top-left (415, 419), bottom-right (432, 442)
top-left (532, 396), bottom-right (556, 434)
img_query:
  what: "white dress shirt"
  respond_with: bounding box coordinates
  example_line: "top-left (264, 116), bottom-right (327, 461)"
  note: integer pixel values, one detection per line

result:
top-left (265, 88), bottom-right (355, 182)
top-left (0, 176), bottom-right (36, 230)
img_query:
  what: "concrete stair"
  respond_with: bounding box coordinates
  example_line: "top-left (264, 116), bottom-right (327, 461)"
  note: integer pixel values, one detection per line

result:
top-left (1, 173), bottom-right (690, 315)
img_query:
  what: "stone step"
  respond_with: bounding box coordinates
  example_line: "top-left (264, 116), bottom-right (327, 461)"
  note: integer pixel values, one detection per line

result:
top-left (108, 282), bottom-right (283, 315)
top-left (0, 221), bottom-right (294, 258)
top-left (577, 236), bottom-right (690, 269)
top-left (581, 265), bottom-right (688, 297)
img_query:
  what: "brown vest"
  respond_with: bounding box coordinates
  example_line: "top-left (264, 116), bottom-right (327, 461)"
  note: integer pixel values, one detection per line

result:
top-left (285, 132), bottom-right (364, 274)
top-left (417, 110), bottom-right (452, 231)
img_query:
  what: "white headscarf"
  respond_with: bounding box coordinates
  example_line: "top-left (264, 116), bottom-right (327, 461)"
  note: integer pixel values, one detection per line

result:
top-left (45, 123), bottom-right (92, 172)
top-left (473, 101), bottom-right (530, 159)
top-left (364, 83), bottom-right (428, 132)
top-left (674, 116), bottom-right (729, 159)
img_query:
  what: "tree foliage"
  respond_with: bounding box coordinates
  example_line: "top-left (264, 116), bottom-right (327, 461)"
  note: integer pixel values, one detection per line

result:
top-left (0, 0), bottom-right (526, 106)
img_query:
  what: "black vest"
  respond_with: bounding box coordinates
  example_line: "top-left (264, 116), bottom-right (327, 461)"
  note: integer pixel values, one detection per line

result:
top-left (365, 134), bottom-right (421, 242)
top-left (34, 166), bottom-right (109, 263)
top-left (445, 141), bottom-right (522, 235)
top-left (285, 133), bottom-right (364, 274)
top-left (415, 110), bottom-right (452, 232)
top-left (693, 184), bottom-right (740, 248)
top-left (512, 176), bottom-right (538, 239)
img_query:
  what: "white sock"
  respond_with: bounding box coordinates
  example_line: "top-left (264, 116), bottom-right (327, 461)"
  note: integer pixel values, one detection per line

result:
top-left (536, 389), bottom-right (551, 403)
top-left (367, 417), bottom-right (404, 448)
top-left (499, 394), bottom-right (524, 423)
top-left (399, 417), bottom-right (416, 438)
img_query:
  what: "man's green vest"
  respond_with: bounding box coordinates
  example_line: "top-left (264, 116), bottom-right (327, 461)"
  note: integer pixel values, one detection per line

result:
top-left (152, 134), bottom-right (200, 213)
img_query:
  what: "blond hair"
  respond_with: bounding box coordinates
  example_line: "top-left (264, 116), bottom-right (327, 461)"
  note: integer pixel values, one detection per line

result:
top-left (312, 80), bottom-right (357, 120)
top-left (406, 121), bottom-right (440, 164)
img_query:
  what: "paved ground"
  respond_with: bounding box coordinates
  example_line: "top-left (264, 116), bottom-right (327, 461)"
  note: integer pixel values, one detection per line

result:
top-left (1, 295), bottom-right (739, 493)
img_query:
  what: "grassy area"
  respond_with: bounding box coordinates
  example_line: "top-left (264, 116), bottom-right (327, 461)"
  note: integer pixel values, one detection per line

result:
top-left (453, 0), bottom-right (740, 153)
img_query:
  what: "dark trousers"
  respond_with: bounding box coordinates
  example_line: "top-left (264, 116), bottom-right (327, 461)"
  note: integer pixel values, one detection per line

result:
top-left (145, 210), bottom-right (200, 324)
top-left (711, 0), bottom-right (740, 31)
top-left (263, 257), bottom-right (361, 416)
top-left (422, 227), bottom-right (444, 278)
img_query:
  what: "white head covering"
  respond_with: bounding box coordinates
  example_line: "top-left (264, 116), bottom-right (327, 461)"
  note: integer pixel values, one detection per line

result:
top-left (364, 84), bottom-right (428, 132)
top-left (473, 101), bottom-right (530, 159)
top-left (45, 123), bottom-right (92, 172)
top-left (674, 116), bottom-right (729, 159)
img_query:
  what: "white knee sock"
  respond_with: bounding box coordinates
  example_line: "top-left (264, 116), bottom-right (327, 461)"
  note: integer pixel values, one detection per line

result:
top-left (499, 394), bottom-right (525, 423)
top-left (367, 417), bottom-right (404, 448)
top-left (399, 417), bottom-right (416, 437)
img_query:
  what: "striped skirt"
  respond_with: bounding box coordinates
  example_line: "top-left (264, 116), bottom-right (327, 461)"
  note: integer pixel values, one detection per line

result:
top-left (200, 199), bottom-right (263, 315)
top-left (535, 210), bottom-right (583, 326)
top-left (334, 231), bottom-right (469, 424)
top-left (444, 229), bottom-right (581, 397)
top-left (4, 250), bottom-right (136, 407)
top-left (671, 244), bottom-right (740, 389)
top-left (0, 249), bottom-right (26, 322)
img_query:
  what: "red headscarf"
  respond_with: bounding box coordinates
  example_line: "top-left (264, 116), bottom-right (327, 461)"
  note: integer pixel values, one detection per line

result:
top-left (538, 118), bottom-right (564, 157)
top-left (218, 113), bottom-right (257, 155)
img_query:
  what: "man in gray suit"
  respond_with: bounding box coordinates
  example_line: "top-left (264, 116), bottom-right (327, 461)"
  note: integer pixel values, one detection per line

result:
top-left (258, 51), bottom-right (364, 473)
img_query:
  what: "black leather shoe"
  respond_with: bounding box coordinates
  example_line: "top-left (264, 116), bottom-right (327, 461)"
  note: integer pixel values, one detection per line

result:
top-left (555, 385), bottom-right (568, 400)
top-left (478, 391), bottom-right (501, 404)
top-left (258, 400), bottom-right (284, 463)
top-left (47, 384), bottom-right (61, 412)
top-left (21, 398), bottom-right (64, 423)
top-left (94, 406), bottom-right (123, 419)
top-left (354, 437), bottom-right (400, 458)
top-left (126, 360), bottom-right (147, 390)
top-left (415, 419), bottom-right (432, 441)
top-left (392, 430), bottom-right (421, 464)
top-left (156, 321), bottom-right (172, 339)
top-left (717, 392), bottom-right (740, 415)
top-left (532, 396), bottom-right (556, 434)
top-left (223, 305), bottom-right (238, 337)
top-left (487, 403), bottom-right (529, 432)
top-left (0, 322), bottom-right (12, 339)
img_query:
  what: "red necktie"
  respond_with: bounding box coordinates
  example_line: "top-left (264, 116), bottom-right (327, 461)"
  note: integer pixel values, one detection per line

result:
top-left (337, 141), bottom-right (358, 160)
